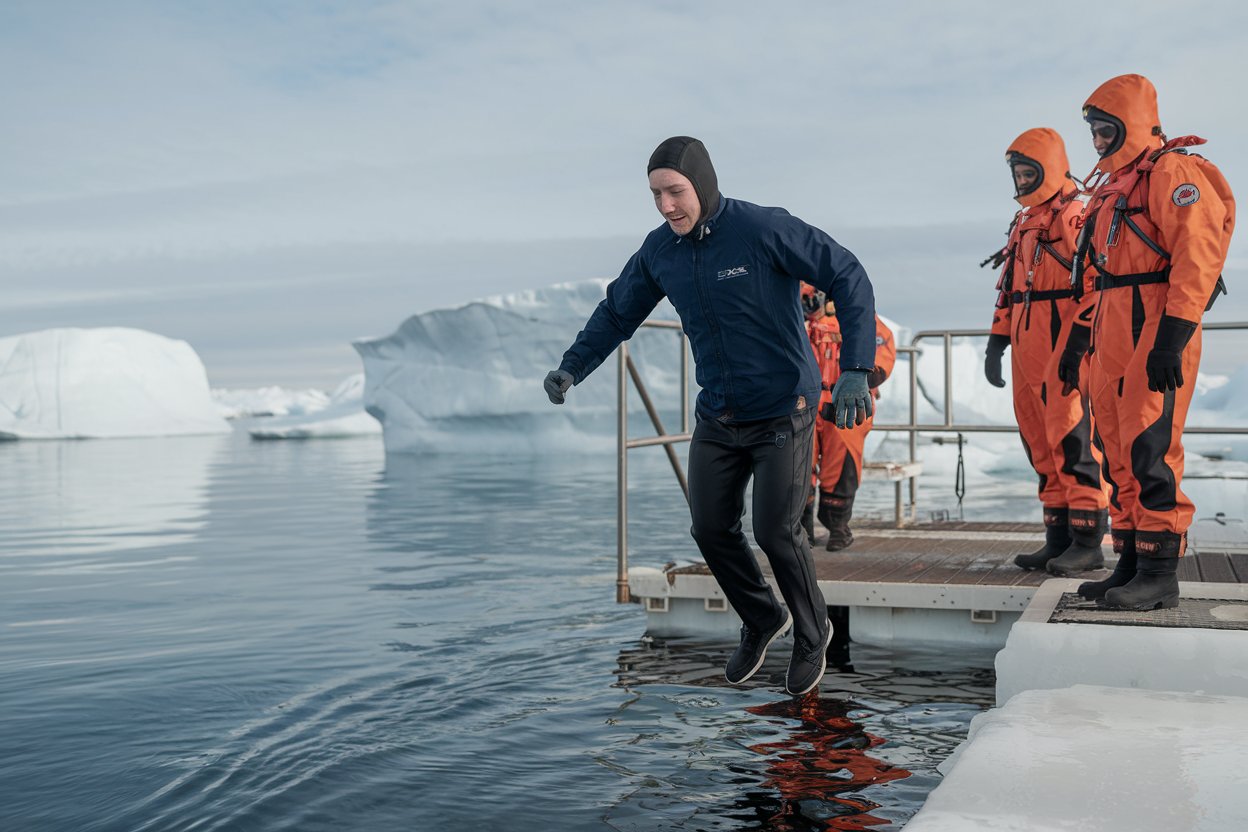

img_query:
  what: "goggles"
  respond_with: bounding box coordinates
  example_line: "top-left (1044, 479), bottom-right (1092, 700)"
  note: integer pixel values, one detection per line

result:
top-left (1088, 120), bottom-right (1118, 141)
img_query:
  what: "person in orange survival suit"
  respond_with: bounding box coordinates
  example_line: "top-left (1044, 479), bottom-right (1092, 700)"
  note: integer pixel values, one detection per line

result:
top-left (983, 128), bottom-right (1111, 576)
top-left (1058, 74), bottom-right (1234, 610)
top-left (801, 283), bottom-right (896, 551)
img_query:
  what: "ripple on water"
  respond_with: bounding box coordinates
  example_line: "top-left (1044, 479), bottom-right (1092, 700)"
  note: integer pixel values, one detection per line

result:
top-left (0, 440), bottom-right (997, 831)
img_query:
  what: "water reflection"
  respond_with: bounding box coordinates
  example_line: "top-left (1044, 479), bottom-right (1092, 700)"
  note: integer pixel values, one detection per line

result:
top-left (743, 695), bottom-right (910, 830)
top-left (611, 637), bottom-right (994, 830)
top-left (0, 436), bottom-right (221, 566)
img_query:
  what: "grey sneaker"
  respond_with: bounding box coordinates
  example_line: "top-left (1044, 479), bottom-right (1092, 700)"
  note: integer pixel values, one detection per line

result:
top-left (785, 618), bottom-right (832, 696)
top-left (725, 609), bottom-right (793, 685)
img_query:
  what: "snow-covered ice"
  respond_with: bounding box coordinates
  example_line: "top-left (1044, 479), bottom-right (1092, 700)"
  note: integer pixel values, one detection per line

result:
top-left (247, 374), bottom-right (380, 439)
top-left (907, 684), bottom-right (1248, 832)
top-left (0, 327), bottom-right (229, 439)
top-left (212, 386), bottom-right (331, 419)
top-left (995, 583), bottom-right (1248, 706)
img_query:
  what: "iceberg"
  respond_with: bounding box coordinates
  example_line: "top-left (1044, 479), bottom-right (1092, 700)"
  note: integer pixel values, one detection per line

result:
top-left (353, 278), bottom-right (1248, 466)
top-left (212, 385), bottom-right (332, 420)
top-left (354, 279), bottom-right (686, 455)
top-left (247, 374), bottom-right (380, 440)
top-left (0, 327), bottom-right (229, 439)
top-left (355, 279), bottom-right (926, 455)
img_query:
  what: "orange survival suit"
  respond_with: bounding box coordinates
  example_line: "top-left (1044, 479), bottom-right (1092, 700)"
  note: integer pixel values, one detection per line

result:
top-left (986, 128), bottom-right (1111, 576)
top-left (802, 283), bottom-right (896, 551)
top-left (1062, 74), bottom-right (1235, 610)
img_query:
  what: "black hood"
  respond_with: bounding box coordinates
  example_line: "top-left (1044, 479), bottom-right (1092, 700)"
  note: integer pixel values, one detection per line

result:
top-left (647, 136), bottom-right (721, 235)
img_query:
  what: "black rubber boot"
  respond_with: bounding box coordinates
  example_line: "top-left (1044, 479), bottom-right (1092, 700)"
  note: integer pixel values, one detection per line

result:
top-left (1099, 531), bottom-right (1183, 611)
top-left (818, 493), bottom-right (854, 552)
top-left (1047, 508), bottom-right (1107, 576)
top-left (1014, 508), bottom-right (1070, 570)
top-left (1078, 529), bottom-right (1137, 600)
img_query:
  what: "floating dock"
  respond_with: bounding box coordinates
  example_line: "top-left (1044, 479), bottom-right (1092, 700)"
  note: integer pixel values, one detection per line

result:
top-left (628, 517), bottom-right (1248, 648)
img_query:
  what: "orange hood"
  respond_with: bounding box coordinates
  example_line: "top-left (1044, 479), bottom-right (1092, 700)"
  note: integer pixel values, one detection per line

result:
top-left (1006, 127), bottom-right (1074, 208)
top-left (1084, 74), bottom-right (1164, 174)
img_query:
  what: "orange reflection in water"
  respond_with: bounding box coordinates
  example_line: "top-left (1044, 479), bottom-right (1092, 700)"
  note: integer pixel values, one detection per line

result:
top-left (745, 694), bottom-right (911, 830)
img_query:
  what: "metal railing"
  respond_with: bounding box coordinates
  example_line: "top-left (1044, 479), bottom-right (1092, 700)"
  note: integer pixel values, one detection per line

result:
top-left (616, 320), bottom-right (691, 603)
top-left (614, 320), bottom-right (1248, 603)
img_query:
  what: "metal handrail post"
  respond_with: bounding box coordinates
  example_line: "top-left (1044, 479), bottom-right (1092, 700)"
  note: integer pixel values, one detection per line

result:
top-left (943, 332), bottom-right (954, 427)
top-left (907, 346), bottom-right (918, 518)
top-left (681, 332), bottom-right (690, 433)
top-left (617, 344), bottom-right (630, 603)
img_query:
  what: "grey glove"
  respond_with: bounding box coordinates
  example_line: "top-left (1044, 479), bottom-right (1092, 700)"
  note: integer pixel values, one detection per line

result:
top-left (830, 369), bottom-right (873, 428)
top-left (544, 369), bottom-right (574, 404)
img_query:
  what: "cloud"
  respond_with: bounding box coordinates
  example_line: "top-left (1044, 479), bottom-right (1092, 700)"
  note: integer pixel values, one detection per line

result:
top-left (2, 0), bottom-right (1246, 384)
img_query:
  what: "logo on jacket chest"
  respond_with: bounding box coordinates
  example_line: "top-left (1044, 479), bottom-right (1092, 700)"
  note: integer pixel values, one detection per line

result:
top-left (716, 265), bottom-right (750, 281)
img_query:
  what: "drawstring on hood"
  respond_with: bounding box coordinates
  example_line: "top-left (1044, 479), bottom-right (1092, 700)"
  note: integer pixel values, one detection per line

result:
top-left (648, 136), bottom-right (721, 238)
top-left (1006, 127), bottom-right (1076, 208)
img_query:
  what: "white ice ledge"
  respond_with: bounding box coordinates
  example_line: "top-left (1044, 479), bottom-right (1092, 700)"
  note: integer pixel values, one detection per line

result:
top-left (906, 684), bottom-right (1248, 832)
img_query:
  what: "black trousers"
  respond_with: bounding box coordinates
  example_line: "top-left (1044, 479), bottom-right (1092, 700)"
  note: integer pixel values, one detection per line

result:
top-left (687, 404), bottom-right (827, 643)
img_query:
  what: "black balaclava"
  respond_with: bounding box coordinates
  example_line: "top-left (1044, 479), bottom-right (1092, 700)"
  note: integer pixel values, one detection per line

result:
top-left (647, 136), bottom-right (721, 236)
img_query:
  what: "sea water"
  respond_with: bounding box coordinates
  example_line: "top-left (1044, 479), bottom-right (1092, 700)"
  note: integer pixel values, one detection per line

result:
top-left (0, 429), bottom-right (1087, 830)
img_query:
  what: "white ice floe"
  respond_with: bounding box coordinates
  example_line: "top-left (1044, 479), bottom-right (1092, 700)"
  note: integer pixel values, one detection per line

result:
top-left (247, 374), bottom-right (380, 439)
top-left (907, 684), bottom-right (1248, 832)
top-left (0, 327), bottom-right (229, 439)
top-left (212, 385), bottom-right (331, 419)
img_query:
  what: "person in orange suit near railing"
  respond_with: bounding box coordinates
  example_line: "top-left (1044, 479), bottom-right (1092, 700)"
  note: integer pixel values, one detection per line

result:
top-left (802, 284), bottom-right (896, 551)
top-left (1058, 74), bottom-right (1234, 610)
top-left (983, 128), bottom-right (1111, 576)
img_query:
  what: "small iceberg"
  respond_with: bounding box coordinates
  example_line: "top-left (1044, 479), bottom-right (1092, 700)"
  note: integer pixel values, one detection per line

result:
top-left (247, 374), bottom-right (380, 439)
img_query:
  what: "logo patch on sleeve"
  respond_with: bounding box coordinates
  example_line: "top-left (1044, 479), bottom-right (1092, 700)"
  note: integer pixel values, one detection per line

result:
top-left (1172, 184), bottom-right (1200, 207)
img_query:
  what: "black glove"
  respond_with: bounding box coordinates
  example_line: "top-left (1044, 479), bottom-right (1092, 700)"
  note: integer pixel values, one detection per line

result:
top-left (1058, 324), bottom-right (1091, 396)
top-left (984, 334), bottom-right (1009, 388)
top-left (830, 370), bottom-right (873, 428)
top-left (1146, 315), bottom-right (1197, 392)
top-left (544, 369), bottom-right (574, 404)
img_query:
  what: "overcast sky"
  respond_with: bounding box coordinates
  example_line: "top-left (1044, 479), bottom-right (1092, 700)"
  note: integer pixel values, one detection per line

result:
top-left (3, 1), bottom-right (1246, 386)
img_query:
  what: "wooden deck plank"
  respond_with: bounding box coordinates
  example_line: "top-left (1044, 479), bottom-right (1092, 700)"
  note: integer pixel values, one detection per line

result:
top-left (1176, 555), bottom-right (1202, 582)
top-left (1196, 552), bottom-right (1239, 583)
top-left (1230, 554), bottom-right (1248, 583)
top-left (682, 522), bottom-right (1248, 591)
top-left (871, 544), bottom-right (978, 585)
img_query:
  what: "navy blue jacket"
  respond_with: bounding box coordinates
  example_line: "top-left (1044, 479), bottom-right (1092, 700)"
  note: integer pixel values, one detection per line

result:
top-left (559, 197), bottom-right (877, 422)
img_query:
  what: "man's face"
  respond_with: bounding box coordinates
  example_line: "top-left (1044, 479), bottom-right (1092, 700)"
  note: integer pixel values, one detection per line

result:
top-left (1012, 164), bottom-right (1039, 193)
top-left (649, 168), bottom-right (701, 236)
top-left (1089, 120), bottom-right (1118, 158)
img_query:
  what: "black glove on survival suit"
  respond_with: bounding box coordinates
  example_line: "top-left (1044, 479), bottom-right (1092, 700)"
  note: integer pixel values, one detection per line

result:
top-left (1146, 315), bottom-right (1198, 392)
top-left (1058, 323), bottom-right (1091, 396)
top-left (647, 136), bottom-right (721, 239)
top-left (984, 333), bottom-right (1009, 388)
